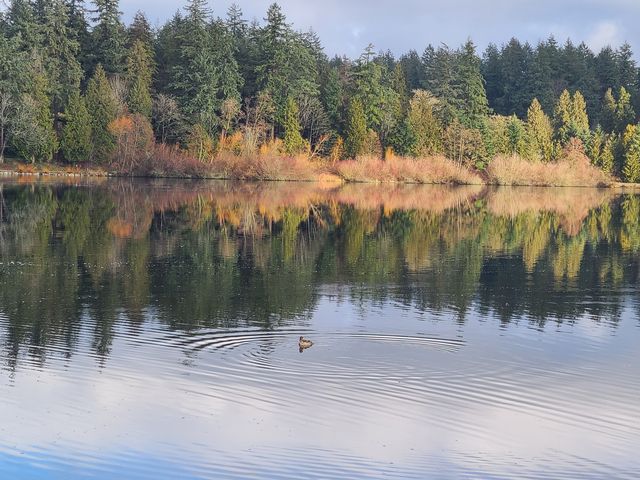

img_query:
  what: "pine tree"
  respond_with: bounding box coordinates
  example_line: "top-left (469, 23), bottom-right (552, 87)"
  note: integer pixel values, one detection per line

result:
top-left (623, 125), bottom-right (640, 183)
top-left (526, 98), bottom-right (553, 161)
top-left (407, 89), bottom-right (442, 157)
top-left (601, 88), bottom-right (617, 133)
top-left (40, 0), bottom-right (83, 113)
top-left (572, 91), bottom-right (590, 141)
top-left (283, 97), bottom-right (305, 154)
top-left (344, 98), bottom-right (367, 158)
top-left (423, 44), bottom-right (460, 123)
top-left (126, 40), bottom-right (153, 118)
top-left (172, 3), bottom-right (242, 136)
top-left (616, 86), bottom-right (635, 132)
top-left (11, 61), bottom-right (58, 162)
top-left (85, 64), bottom-right (117, 162)
top-left (554, 89), bottom-right (590, 145)
top-left (61, 89), bottom-right (92, 162)
top-left (456, 39), bottom-right (489, 128)
top-left (554, 89), bottom-right (573, 144)
top-left (256, 3), bottom-right (319, 129)
top-left (600, 134), bottom-right (616, 174)
top-left (127, 11), bottom-right (153, 50)
top-left (90, 0), bottom-right (126, 75)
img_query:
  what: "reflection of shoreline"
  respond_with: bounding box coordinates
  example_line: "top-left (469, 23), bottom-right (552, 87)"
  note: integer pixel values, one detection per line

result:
top-left (484, 186), bottom-right (618, 236)
top-left (0, 178), bottom-right (619, 240)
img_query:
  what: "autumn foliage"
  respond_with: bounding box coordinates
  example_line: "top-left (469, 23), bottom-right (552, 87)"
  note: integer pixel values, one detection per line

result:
top-left (108, 114), bottom-right (154, 172)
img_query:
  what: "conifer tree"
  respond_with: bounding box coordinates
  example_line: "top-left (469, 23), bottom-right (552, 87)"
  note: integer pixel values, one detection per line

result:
top-left (41, 0), bottom-right (83, 113)
top-left (90, 0), bottom-right (126, 75)
top-left (600, 134), bottom-right (616, 174)
top-left (407, 89), bottom-right (442, 156)
top-left (526, 98), bottom-right (553, 161)
top-left (345, 98), bottom-right (367, 158)
top-left (126, 40), bottom-right (154, 118)
top-left (127, 11), bottom-right (153, 50)
top-left (554, 89), bottom-right (590, 145)
top-left (623, 125), bottom-right (640, 182)
top-left (601, 88), bottom-right (617, 133)
top-left (456, 39), bottom-right (489, 128)
top-left (61, 89), bottom-right (92, 162)
top-left (616, 86), bottom-right (635, 132)
top-left (85, 65), bottom-right (118, 162)
top-left (11, 62), bottom-right (58, 162)
top-left (283, 97), bottom-right (305, 154)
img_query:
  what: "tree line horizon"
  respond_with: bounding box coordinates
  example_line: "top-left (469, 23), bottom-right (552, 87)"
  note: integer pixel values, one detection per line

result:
top-left (2, 0), bottom-right (640, 181)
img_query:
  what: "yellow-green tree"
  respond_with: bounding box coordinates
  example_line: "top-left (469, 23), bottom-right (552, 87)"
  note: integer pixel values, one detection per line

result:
top-left (526, 98), bottom-right (554, 161)
top-left (406, 89), bottom-right (442, 157)
top-left (623, 124), bottom-right (640, 182)
top-left (282, 97), bottom-right (305, 155)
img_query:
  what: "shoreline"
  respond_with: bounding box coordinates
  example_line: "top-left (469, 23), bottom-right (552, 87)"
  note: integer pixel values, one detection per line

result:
top-left (2, 162), bottom-right (640, 189)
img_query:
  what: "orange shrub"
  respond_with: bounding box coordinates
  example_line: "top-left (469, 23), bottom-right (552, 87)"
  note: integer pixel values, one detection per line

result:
top-left (108, 114), bottom-right (155, 173)
top-left (332, 155), bottom-right (483, 185)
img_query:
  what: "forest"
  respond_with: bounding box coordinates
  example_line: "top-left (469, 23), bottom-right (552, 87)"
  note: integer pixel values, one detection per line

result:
top-left (1, 0), bottom-right (640, 184)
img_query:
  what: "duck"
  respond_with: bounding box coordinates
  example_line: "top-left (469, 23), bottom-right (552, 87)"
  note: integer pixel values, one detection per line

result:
top-left (298, 336), bottom-right (314, 351)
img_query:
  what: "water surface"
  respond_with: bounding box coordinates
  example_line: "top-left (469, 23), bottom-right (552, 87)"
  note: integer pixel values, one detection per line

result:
top-left (0, 179), bottom-right (638, 479)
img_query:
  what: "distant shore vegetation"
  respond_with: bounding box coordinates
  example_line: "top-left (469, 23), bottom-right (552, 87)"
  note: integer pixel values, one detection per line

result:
top-left (0, 1), bottom-right (639, 185)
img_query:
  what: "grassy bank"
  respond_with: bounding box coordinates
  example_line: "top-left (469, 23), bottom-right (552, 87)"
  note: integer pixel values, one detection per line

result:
top-left (0, 148), bottom-right (616, 188)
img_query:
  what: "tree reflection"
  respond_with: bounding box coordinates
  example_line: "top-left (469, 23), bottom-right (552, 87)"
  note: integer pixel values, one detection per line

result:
top-left (0, 179), bottom-right (637, 368)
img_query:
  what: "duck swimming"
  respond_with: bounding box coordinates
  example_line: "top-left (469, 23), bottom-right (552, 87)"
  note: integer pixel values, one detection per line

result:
top-left (299, 336), bottom-right (313, 352)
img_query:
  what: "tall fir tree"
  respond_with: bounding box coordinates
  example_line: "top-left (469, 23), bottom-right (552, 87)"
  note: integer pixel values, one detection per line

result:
top-left (455, 39), bottom-right (489, 128)
top-left (623, 124), bottom-right (640, 182)
top-left (526, 98), bottom-right (554, 161)
top-left (126, 39), bottom-right (154, 118)
top-left (85, 64), bottom-right (117, 162)
top-left (344, 98), bottom-right (367, 158)
top-left (90, 0), bottom-right (126, 75)
top-left (61, 89), bottom-right (92, 162)
top-left (11, 58), bottom-right (58, 162)
top-left (40, 0), bottom-right (83, 114)
top-left (283, 97), bottom-right (305, 154)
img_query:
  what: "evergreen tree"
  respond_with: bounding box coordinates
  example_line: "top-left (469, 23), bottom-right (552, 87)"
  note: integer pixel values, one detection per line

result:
top-left (85, 64), bottom-right (117, 162)
top-left (66, 0), bottom-right (91, 74)
top-left (320, 66), bottom-right (343, 131)
top-left (616, 86), bottom-right (635, 132)
top-left (601, 88), bottom-right (617, 133)
top-left (283, 97), bottom-right (305, 154)
top-left (127, 11), bottom-right (153, 49)
top-left (90, 0), bottom-right (126, 75)
top-left (406, 89), bottom-right (442, 157)
top-left (11, 60), bottom-right (58, 162)
top-left (455, 39), bottom-right (489, 128)
top-left (623, 124), bottom-right (640, 182)
top-left (126, 39), bottom-right (154, 118)
top-left (554, 89), bottom-right (589, 145)
top-left (41, 0), bottom-right (83, 113)
top-left (61, 89), bottom-right (92, 162)
top-left (5, 0), bottom-right (41, 50)
top-left (256, 3), bottom-right (319, 130)
top-left (172, 2), bottom-right (242, 135)
top-left (526, 98), bottom-right (553, 161)
top-left (600, 134), bottom-right (616, 174)
top-left (423, 44), bottom-right (460, 123)
top-left (344, 98), bottom-right (367, 158)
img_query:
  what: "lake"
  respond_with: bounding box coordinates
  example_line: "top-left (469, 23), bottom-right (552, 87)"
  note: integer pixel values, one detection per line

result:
top-left (0, 179), bottom-right (638, 479)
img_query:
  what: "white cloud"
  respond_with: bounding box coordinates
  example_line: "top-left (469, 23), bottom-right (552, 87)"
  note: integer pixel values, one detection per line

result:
top-left (587, 21), bottom-right (624, 51)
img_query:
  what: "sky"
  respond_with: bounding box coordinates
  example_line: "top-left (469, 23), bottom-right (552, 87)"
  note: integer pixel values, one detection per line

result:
top-left (118, 0), bottom-right (640, 58)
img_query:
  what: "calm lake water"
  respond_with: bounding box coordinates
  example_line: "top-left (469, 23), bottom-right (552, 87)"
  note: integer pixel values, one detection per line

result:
top-left (0, 179), bottom-right (638, 479)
